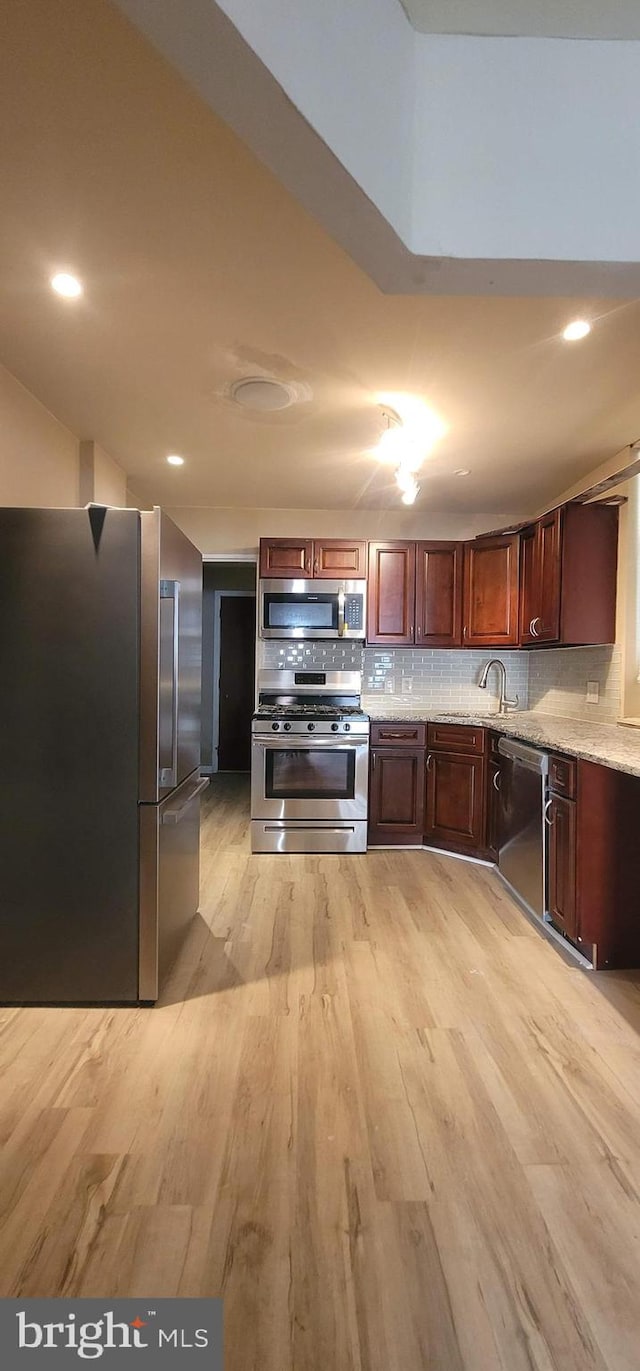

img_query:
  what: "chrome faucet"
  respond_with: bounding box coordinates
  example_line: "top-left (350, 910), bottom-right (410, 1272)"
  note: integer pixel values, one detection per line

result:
top-left (478, 659), bottom-right (519, 714)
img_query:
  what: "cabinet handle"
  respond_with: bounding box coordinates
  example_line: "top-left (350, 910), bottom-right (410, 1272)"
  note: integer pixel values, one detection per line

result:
top-left (382, 731), bottom-right (416, 740)
top-left (492, 770), bottom-right (501, 792)
top-left (544, 797), bottom-right (554, 826)
top-left (531, 616), bottom-right (541, 637)
top-left (416, 625), bottom-right (422, 638)
top-left (426, 753), bottom-right (433, 770)
top-left (313, 558), bottom-right (318, 575)
top-left (463, 625), bottom-right (467, 639)
top-left (372, 752), bottom-right (376, 769)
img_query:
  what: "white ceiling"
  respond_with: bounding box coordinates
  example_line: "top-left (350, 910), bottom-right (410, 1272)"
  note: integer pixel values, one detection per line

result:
top-left (399, 0), bottom-right (640, 39)
top-left (1, 0), bottom-right (639, 518)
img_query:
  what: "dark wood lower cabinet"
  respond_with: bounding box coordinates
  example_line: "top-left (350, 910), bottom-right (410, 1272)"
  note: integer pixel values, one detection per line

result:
top-left (486, 759), bottom-right (501, 860)
top-left (424, 751), bottom-right (485, 853)
top-left (576, 760), bottom-right (640, 969)
top-left (368, 747), bottom-right (425, 845)
top-left (547, 793), bottom-right (577, 941)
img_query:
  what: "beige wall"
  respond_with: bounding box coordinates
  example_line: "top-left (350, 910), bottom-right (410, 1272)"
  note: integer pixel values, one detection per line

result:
top-left (0, 361), bottom-right (79, 506)
top-left (164, 505), bottom-right (525, 557)
top-left (80, 440), bottom-right (128, 506)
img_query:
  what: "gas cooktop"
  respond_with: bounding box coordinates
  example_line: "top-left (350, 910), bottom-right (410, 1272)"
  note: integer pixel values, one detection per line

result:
top-left (254, 703), bottom-right (368, 720)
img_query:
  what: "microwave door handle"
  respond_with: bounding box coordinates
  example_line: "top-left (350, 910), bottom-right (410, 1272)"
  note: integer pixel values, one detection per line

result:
top-left (159, 579), bottom-right (180, 788)
top-left (338, 589), bottom-right (346, 637)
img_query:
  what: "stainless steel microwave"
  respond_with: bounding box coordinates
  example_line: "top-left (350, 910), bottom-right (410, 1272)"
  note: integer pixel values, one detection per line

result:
top-left (259, 578), bottom-right (367, 640)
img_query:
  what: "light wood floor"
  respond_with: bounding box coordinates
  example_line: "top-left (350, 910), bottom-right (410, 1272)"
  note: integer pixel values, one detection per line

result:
top-left (2, 775), bottom-right (640, 1368)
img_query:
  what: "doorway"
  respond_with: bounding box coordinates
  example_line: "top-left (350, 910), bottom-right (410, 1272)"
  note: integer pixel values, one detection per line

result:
top-left (215, 592), bottom-right (256, 770)
top-left (201, 560), bottom-right (257, 774)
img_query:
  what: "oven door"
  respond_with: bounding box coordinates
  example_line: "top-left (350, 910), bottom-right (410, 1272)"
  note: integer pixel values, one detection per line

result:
top-left (251, 736), bottom-right (369, 821)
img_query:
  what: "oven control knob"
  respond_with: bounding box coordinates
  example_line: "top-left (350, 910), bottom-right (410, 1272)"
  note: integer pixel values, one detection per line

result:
top-left (283, 722), bottom-right (292, 731)
top-left (343, 722), bottom-right (351, 732)
top-left (331, 723), bottom-right (339, 732)
top-left (307, 722), bottom-right (315, 731)
top-left (271, 722), bottom-right (280, 731)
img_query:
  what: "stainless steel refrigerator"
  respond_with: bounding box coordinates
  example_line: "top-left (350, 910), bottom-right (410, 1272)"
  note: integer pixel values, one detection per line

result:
top-left (0, 504), bottom-right (205, 1003)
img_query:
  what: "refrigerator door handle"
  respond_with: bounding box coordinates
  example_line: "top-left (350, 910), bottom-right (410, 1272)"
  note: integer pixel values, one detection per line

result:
top-left (159, 579), bottom-right (180, 787)
top-left (162, 776), bottom-right (209, 824)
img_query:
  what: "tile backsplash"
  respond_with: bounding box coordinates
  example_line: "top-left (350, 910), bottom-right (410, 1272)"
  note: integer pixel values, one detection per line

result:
top-left (260, 641), bottom-right (364, 672)
top-left (258, 639), bottom-right (623, 723)
top-left (362, 649), bottom-right (529, 714)
top-left (527, 645), bottom-right (622, 722)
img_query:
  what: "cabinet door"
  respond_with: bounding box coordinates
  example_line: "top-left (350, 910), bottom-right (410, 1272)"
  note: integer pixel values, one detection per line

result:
top-left (463, 534), bottom-right (520, 647)
top-left (415, 542), bottom-right (463, 647)
top-left (535, 508), bottom-right (562, 642)
top-left (368, 747), bottom-right (425, 844)
top-left (548, 794), bottom-right (577, 939)
top-left (367, 542), bottom-right (416, 645)
top-left (519, 524), bottom-right (538, 645)
top-left (259, 538), bottom-right (313, 578)
top-left (486, 759), bottom-right (502, 860)
top-left (425, 751), bottom-right (485, 852)
top-left (312, 539), bottom-right (367, 579)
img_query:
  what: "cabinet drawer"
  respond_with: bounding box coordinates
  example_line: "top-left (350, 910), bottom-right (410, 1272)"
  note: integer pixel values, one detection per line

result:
top-left (371, 722), bottom-right (426, 747)
top-left (549, 753), bottom-right (577, 798)
top-left (427, 723), bottom-right (485, 755)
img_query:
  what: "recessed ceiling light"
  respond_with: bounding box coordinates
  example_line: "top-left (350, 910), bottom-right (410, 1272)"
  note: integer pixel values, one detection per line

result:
top-left (563, 319), bottom-right (591, 341)
top-left (50, 272), bottom-right (83, 298)
top-left (454, 468), bottom-right (471, 477)
top-left (166, 454), bottom-right (184, 466)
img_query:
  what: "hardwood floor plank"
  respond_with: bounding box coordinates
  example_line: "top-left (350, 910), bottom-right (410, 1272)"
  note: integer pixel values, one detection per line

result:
top-left (1, 774), bottom-right (640, 1370)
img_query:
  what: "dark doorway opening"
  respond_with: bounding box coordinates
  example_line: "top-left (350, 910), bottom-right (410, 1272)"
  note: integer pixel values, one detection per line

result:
top-left (217, 593), bottom-right (256, 771)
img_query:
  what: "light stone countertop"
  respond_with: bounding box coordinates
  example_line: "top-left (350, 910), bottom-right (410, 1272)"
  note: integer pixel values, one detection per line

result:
top-left (364, 707), bottom-right (640, 779)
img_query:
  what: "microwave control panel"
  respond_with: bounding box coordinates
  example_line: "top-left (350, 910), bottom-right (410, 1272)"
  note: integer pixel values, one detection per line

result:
top-left (344, 595), bottom-right (364, 631)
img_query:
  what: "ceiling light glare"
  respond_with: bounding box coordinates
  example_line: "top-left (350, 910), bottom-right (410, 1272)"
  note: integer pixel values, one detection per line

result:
top-left (166, 453), bottom-right (184, 466)
top-left (50, 272), bottom-right (83, 298)
top-left (562, 319), bottom-right (591, 342)
top-left (377, 392), bottom-right (447, 447)
top-left (395, 466), bottom-right (418, 493)
top-left (401, 481), bottom-right (419, 506)
top-left (376, 424), bottom-right (407, 465)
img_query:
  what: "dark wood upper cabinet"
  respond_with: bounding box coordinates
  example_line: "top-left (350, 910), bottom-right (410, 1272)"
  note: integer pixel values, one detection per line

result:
top-left (260, 537), bottom-right (367, 580)
top-left (463, 534), bottom-right (520, 647)
top-left (519, 504), bottom-right (618, 647)
top-left (312, 539), bottom-right (367, 579)
top-left (259, 538), bottom-right (313, 578)
top-left (367, 541), bottom-right (416, 645)
top-left (415, 541), bottom-right (463, 647)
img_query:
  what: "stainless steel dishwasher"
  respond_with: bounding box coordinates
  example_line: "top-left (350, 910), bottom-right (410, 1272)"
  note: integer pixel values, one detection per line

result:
top-left (496, 737), bottom-right (549, 920)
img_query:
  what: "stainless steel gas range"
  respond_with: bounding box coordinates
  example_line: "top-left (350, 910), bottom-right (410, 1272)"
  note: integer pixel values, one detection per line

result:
top-left (251, 670), bottom-right (369, 853)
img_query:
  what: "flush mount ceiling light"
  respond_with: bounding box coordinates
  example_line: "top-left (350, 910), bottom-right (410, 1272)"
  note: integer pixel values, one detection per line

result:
top-left (166, 453), bottom-right (184, 466)
top-left (401, 480), bottom-right (420, 505)
top-left (454, 468), bottom-right (471, 477)
top-left (230, 376), bottom-right (298, 412)
top-left (50, 271), bottom-right (82, 298)
top-left (563, 319), bottom-right (591, 341)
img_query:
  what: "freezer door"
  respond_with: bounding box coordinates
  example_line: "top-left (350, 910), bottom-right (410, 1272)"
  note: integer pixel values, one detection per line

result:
top-left (139, 772), bottom-right (209, 1001)
top-left (140, 509), bottom-right (203, 801)
top-left (0, 506), bottom-right (140, 1003)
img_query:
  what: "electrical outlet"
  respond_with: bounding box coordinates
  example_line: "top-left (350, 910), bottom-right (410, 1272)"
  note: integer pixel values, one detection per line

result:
top-left (586, 679), bottom-right (600, 704)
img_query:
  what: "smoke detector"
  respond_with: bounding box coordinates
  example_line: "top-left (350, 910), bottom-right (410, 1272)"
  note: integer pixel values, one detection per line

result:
top-left (230, 376), bottom-right (299, 412)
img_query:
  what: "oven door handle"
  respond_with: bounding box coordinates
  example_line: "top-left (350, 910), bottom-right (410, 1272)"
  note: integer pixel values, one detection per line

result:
top-left (252, 736), bottom-right (369, 750)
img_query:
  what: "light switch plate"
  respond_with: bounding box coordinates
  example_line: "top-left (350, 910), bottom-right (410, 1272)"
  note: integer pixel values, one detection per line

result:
top-left (586, 679), bottom-right (600, 704)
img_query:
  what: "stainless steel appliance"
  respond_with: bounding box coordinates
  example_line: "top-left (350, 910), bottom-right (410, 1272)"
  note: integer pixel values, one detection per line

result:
top-left (251, 670), bottom-right (369, 852)
top-left (259, 578), bottom-right (367, 640)
top-left (496, 737), bottom-right (549, 920)
top-left (0, 505), bottom-right (205, 1004)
